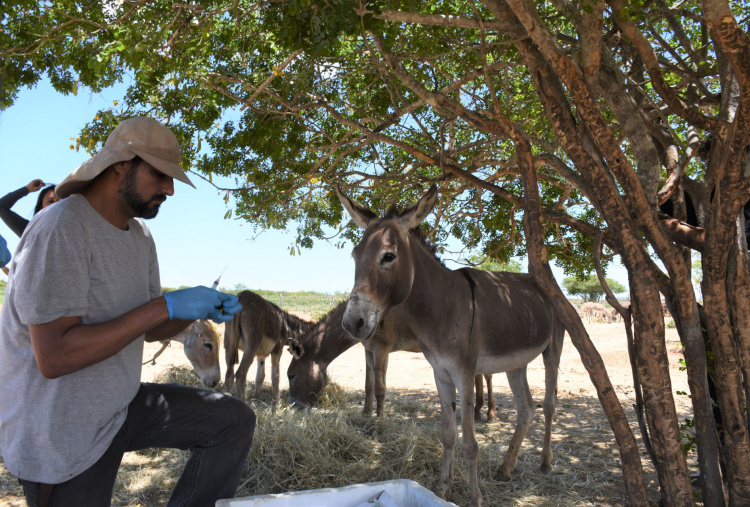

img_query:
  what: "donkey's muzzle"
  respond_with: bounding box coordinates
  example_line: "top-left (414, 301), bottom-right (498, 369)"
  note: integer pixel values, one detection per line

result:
top-left (342, 296), bottom-right (378, 340)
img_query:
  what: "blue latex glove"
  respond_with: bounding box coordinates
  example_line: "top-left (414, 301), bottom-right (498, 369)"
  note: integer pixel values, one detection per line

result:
top-left (213, 296), bottom-right (243, 323)
top-left (163, 286), bottom-right (242, 324)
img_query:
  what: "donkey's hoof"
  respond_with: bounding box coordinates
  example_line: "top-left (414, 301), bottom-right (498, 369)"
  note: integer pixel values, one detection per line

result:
top-left (434, 481), bottom-right (450, 499)
top-left (494, 470), bottom-right (512, 482)
top-left (540, 464), bottom-right (553, 475)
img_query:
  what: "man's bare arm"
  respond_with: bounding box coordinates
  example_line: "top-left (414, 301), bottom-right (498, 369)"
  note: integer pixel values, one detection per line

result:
top-left (145, 318), bottom-right (193, 343)
top-left (30, 297), bottom-right (171, 378)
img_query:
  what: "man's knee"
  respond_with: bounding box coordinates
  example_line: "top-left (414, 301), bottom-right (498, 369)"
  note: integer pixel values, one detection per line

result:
top-left (224, 396), bottom-right (256, 446)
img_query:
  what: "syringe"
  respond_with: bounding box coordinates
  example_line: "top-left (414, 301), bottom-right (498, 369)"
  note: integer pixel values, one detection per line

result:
top-left (212, 265), bottom-right (228, 313)
top-left (212, 265), bottom-right (228, 290)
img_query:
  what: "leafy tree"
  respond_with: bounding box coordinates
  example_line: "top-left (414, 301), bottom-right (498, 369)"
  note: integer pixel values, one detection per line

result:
top-left (465, 253), bottom-right (523, 273)
top-left (563, 275), bottom-right (626, 302)
top-left (3, 1), bottom-right (750, 504)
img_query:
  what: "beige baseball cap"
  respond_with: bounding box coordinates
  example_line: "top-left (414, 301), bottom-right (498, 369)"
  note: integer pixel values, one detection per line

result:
top-left (56, 116), bottom-right (196, 198)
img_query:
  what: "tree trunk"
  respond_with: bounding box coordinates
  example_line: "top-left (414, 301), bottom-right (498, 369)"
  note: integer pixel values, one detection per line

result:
top-left (625, 262), bottom-right (694, 506)
top-left (515, 134), bottom-right (650, 505)
top-left (657, 194), bottom-right (726, 506)
top-left (702, 224), bottom-right (750, 504)
top-left (728, 242), bottom-right (750, 435)
top-left (667, 287), bottom-right (726, 506)
top-left (513, 42), bottom-right (693, 506)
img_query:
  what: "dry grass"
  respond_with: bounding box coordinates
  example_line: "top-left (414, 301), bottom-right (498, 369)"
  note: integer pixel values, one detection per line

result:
top-left (0, 322), bottom-right (697, 507)
top-left (0, 363), bottom-right (675, 506)
top-left (68, 364), bottom-right (670, 507)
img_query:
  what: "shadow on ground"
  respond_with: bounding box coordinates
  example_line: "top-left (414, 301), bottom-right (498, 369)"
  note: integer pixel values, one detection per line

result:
top-left (1, 367), bottom-right (692, 506)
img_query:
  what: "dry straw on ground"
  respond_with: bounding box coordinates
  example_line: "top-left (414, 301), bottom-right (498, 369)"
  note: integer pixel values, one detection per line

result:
top-left (71, 364), bottom-right (668, 507)
top-left (0, 313), bottom-right (694, 507)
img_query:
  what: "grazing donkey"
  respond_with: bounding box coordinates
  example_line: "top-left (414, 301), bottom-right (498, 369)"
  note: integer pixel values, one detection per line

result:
top-left (143, 319), bottom-right (221, 387)
top-left (337, 185), bottom-right (565, 507)
top-left (224, 290), bottom-right (311, 400)
top-left (579, 301), bottom-right (613, 323)
top-left (288, 291), bottom-right (497, 421)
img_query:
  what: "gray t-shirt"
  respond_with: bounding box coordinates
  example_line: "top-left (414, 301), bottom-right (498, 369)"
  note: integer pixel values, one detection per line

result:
top-left (0, 194), bottom-right (161, 483)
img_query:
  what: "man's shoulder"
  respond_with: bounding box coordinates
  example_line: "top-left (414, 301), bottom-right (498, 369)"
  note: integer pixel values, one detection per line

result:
top-left (29, 195), bottom-right (89, 230)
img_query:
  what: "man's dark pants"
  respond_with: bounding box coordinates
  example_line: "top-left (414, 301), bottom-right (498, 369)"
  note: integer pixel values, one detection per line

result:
top-left (19, 382), bottom-right (256, 507)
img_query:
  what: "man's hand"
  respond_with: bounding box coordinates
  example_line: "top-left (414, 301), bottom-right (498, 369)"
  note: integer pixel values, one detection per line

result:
top-left (26, 179), bottom-right (45, 192)
top-left (163, 286), bottom-right (242, 323)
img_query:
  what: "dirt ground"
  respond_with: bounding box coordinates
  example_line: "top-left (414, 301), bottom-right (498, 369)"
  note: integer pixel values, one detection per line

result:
top-left (0, 311), bottom-right (692, 506)
top-left (141, 315), bottom-right (691, 414)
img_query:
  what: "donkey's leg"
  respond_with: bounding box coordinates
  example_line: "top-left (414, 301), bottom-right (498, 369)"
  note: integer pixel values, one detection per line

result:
top-left (254, 356), bottom-right (266, 398)
top-left (270, 352), bottom-right (282, 402)
top-left (433, 372), bottom-right (458, 501)
top-left (484, 374), bottom-right (496, 422)
top-left (495, 366), bottom-right (534, 482)
top-left (474, 375), bottom-right (484, 422)
top-left (373, 352), bottom-right (389, 417)
top-left (540, 330), bottom-right (564, 474)
top-left (363, 349), bottom-right (375, 416)
top-left (234, 340), bottom-right (256, 400)
top-left (223, 323), bottom-right (236, 394)
top-left (224, 356), bottom-right (235, 395)
top-left (457, 374), bottom-right (482, 507)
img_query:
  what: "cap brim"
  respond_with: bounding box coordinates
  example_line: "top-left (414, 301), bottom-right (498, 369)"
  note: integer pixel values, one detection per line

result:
top-left (129, 147), bottom-right (195, 188)
top-left (56, 147), bottom-right (136, 199)
top-left (56, 147), bottom-right (195, 199)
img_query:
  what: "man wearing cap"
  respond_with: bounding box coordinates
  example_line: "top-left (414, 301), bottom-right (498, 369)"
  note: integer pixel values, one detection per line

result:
top-left (0, 117), bottom-right (256, 506)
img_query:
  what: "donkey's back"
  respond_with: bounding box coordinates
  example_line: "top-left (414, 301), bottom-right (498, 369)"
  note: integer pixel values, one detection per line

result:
top-left (468, 270), bottom-right (563, 374)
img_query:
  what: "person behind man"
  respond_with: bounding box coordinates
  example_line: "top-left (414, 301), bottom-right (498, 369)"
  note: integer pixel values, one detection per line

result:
top-left (0, 231), bottom-right (10, 275)
top-left (0, 116), bottom-right (256, 507)
top-left (0, 179), bottom-right (60, 237)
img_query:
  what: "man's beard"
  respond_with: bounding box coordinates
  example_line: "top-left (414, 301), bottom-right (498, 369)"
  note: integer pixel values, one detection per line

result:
top-left (118, 165), bottom-right (166, 219)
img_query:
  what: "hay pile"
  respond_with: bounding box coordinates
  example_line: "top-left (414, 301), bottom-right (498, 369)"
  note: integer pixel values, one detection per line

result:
top-left (108, 365), bottom-right (658, 506)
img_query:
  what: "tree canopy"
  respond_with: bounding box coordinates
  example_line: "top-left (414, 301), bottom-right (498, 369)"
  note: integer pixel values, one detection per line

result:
top-left (3, 1), bottom-right (750, 505)
top-left (466, 253), bottom-right (523, 272)
top-left (563, 274), bottom-right (626, 302)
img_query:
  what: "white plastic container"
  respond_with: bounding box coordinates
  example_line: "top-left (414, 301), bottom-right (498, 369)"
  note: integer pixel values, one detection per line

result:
top-left (215, 479), bottom-right (458, 507)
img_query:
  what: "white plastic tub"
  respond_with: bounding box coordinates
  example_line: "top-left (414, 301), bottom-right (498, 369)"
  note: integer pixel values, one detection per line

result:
top-left (215, 479), bottom-right (458, 507)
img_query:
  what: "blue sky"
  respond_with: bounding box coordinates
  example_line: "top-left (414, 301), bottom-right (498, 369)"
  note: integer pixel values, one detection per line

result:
top-left (0, 78), bottom-right (629, 295)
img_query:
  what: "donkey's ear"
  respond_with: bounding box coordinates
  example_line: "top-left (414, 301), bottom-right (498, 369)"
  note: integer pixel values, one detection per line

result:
top-left (288, 338), bottom-right (305, 359)
top-left (399, 184), bottom-right (438, 229)
top-left (336, 185), bottom-right (378, 229)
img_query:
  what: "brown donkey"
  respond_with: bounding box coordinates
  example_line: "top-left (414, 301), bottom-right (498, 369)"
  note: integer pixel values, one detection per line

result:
top-left (224, 290), bottom-right (311, 400)
top-left (144, 319), bottom-right (221, 388)
top-left (288, 301), bottom-right (497, 421)
top-left (337, 185), bottom-right (564, 507)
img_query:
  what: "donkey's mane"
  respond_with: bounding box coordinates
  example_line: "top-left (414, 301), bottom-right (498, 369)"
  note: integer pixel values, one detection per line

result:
top-left (384, 205), bottom-right (400, 218)
top-left (297, 300), bottom-right (349, 349)
top-left (238, 290), bottom-right (314, 334)
top-left (319, 300), bottom-right (348, 322)
top-left (284, 310), bottom-right (315, 334)
top-left (409, 226), bottom-right (445, 267)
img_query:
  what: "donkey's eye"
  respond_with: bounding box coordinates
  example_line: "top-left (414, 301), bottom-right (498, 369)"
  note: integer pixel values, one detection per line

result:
top-left (203, 342), bottom-right (213, 351)
top-left (381, 252), bottom-right (396, 264)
